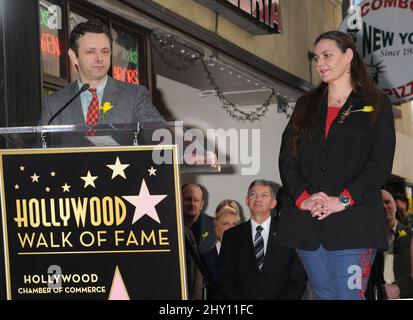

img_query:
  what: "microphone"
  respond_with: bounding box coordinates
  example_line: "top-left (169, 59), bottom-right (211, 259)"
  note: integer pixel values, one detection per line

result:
top-left (47, 83), bottom-right (90, 125)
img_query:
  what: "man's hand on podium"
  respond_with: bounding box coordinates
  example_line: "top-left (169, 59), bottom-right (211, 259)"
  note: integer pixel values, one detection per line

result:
top-left (183, 150), bottom-right (219, 169)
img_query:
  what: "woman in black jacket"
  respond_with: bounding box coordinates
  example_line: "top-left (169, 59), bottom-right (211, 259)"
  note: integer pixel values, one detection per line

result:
top-left (277, 31), bottom-right (396, 300)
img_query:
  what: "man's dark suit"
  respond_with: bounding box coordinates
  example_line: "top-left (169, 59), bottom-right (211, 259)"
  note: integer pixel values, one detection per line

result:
top-left (217, 217), bottom-right (306, 300)
top-left (40, 76), bottom-right (164, 125)
top-left (366, 223), bottom-right (413, 299)
top-left (193, 213), bottom-right (216, 255)
top-left (184, 225), bottom-right (203, 300)
top-left (202, 246), bottom-right (219, 283)
top-left (201, 246), bottom-right (226, 300)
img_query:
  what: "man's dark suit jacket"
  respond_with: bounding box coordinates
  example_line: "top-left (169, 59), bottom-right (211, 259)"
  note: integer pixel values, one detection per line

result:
top-left (217, 217), bottom-right (306, 300)
top-left (202, 246), bottom-right (219, 283)
top-left (193, 213), bottom-right (216, 255)
top-left (277, 91), bottom-right (395, 251)
top-left (184, 225), bottom-right (203, 300)
top-left (366, 223), bottom-right (413, 299)
top-left (40, 76), bottom-right (164, 125)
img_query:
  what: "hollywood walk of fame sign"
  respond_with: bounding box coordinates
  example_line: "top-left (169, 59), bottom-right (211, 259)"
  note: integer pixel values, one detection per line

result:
top-left (0, 145), bottom-right (187, 300)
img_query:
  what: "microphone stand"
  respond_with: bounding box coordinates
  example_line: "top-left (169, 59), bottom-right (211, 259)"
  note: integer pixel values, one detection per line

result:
top-left (47, 83), bottom-right (90, 125)
top-left (41, 83), bottom-right (90, 148)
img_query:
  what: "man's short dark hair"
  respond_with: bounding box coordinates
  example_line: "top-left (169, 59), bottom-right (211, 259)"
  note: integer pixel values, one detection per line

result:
top-left (247, 179), bottom-right (278, 199)
top-left (70, 20), bottom-right (113, 56)
top-left (393, 193), bottom-right (409, 210)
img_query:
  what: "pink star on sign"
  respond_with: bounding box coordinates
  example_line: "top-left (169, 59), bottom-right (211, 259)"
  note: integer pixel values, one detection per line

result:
top-left (122, 179), bottom-right (167, 224)
top-left (108, 266), bottom-right (130, 300)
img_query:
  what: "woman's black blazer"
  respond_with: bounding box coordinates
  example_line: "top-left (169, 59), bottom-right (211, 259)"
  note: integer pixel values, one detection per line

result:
top-left (276, 91), bottom-right (396, 251)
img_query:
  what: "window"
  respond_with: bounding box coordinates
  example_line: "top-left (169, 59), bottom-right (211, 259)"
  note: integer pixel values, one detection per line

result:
top-left (39, 0), bottom-right (150, 93)
top-left (69, 11), bottom-right (88, 31)
top-left (111, 25), bottom-right (143, 85)
top-left (43, 87), bottom-right (56, 97)
top-left (39, 0), bottom-right (63, 78)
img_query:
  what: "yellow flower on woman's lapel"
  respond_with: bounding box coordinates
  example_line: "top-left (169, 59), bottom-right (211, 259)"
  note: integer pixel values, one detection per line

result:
top-left (350, 105), bottom-right (374, 113)
top-left (361, 105), bottom-right (374, 112)
top-left (398, 229), bottom-right (407, 238)
top-left (339, 105), bottom-right (374, 124)
top-left (201, 231), bottom-right (209, 239)
top-left (99, 102), bottom-right (113, 119)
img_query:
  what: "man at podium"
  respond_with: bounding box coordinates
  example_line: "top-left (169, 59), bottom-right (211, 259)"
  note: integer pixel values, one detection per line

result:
top-left (39, 20), bottom-right (164, 126)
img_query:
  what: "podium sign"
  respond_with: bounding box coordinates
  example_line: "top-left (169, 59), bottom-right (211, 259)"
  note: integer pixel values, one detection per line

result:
top-left (0, 145), bottom-right (187, 300)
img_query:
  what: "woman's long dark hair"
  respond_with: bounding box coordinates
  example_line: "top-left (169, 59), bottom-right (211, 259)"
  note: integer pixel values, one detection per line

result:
top-left (289, 31), bottom-right (385, 158)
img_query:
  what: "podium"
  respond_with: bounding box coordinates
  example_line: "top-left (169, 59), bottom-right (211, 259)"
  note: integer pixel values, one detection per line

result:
top-left (0, 122), bottom-right (219, 300)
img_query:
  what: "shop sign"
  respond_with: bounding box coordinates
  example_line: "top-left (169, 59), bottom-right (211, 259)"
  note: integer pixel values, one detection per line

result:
top-left (195, 0), bottom-right (282, 34)
top-left (0, 147), bottom-right (186, 300)
top-left (340, 0), bottom-right (413, 104)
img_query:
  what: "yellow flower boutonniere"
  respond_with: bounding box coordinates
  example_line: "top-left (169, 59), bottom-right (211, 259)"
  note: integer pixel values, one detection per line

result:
top-left (398, 229), bottom-right (407, 238)
top-left (349, 105), bottom-right (374, 113)
top-left (99, 102), bottom-right (113, 120)
top-left (201, 231), bottom-right (209, 239)
top-left (338, 105), bottom-right (374, 124)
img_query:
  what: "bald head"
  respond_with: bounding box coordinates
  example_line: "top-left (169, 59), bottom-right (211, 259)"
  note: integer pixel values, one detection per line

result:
top-left (182, 183), bottom-right (204, 198)
top-left (182, 183), bottom-right (205, 226)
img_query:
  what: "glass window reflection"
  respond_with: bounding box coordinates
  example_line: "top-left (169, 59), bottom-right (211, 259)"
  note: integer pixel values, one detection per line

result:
top-left (112, 26), bottom-right (141, 85)
top-left (39, 0), bottom-right (62, 78)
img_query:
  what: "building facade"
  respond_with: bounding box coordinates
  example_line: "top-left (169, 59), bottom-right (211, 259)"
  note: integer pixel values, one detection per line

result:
top-left (1, 0), bottom-right (411, 217)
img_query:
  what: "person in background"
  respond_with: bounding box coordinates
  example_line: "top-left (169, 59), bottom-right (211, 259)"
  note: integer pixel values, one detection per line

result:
top-left (214, 199), bottom-right (241, 218)
top-left (182, 183), bottom-right (216, 255)
top-left (366, 190), bottom-right (413, 299)
top-left (218, 179), bottom-right (306, 300)
top-left (277, 31), bottom-right (396, 300)
top-left (394, 193), bottom-right (412, 229)
top-left (184, 225), bottom-right (203, 300)
top-left (202, 199), bottom-right (241, 283)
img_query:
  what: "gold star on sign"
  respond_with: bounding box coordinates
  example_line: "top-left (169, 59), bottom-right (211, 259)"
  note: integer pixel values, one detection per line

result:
top-left (45, 187), bottom-right (51, 192)
top-left (62, 183), bottom-right (71, 192)
top-left (107, 157), bottom-right (130, 179)
top-left (19, 166), bottom-right (25, 171)
top-left (14, 184), bottom-right (20, 190)
top-left (31, 173), bottom-right (40, 182)
top-left (81, 170), bottom-right (98, 188)
top-left (50, 171), bottom-right (56, 177)
top-left (148, 166), bottom-right (157, 176)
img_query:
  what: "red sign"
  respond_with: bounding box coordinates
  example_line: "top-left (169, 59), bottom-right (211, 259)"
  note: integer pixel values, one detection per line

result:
top-left (238, 0), bottom-right (282, 31)
top-left (195, 0), bottom-right (282, 34)
top-left (112, 66), bottom-right (139, 84)
top-left (340, 0), bottom-right (413, 104)
top-left (361, 0), bottom-right (413, 16)
top-left (40, 32), bottom-right (61, 57)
